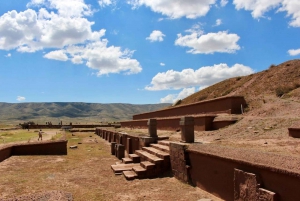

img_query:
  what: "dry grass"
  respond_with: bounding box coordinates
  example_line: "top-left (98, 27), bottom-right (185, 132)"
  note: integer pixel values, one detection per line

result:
top-left (0, 131), bottom-right (222, 201)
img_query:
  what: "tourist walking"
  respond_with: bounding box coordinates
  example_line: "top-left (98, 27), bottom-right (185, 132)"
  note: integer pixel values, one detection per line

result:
top-left (38, 129), bottom-right (43, 141)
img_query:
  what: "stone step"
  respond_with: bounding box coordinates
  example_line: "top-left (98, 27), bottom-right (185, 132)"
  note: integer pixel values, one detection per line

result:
top-left (123, 170), bottom-right (137, 180)
top-left (128, 154), bottom-right (140, 163)
top-left (142, 147), bottom-right (170, 160)
top-left (122, 157), bottom-right (133, 164)
top-left (158, 140), bottom-right (170, 146)
top-left (111, 163), bottom-right (141, 174)
top-left (132, 166), bottom-right (147, 179)
top-left (140, 161), bottom-right (155, 170)
top-left (135, 150), bottom-right (164, 165)
top-left (150, 143), bottom-right (170, 153)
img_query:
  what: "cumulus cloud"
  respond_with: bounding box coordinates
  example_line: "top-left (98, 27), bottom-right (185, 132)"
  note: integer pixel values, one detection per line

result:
top-left (0, 0), bottom-right (142, 75)
top-left (5, 53), bottom-right (11, 57)
top-left (233, 0), bottom-right (300, 27)
top-left (175, 31), bottom-right (240, 54)
top-left (146, 63), bottom-right (254, 91)
top-left (128, 0), bottom-right (216, 19)
top-left (17, 96), bottom-right (26, 101)
top-left (233, 0), bottom-right (281, 18)
top-left (146, 30), bottom-right (165, 42)
top-left (44, 40), bottom-right (142, 75)
top-left (279, 0), bottom-right (300, 27)
top-left (288, 48), bottom-right (300, 56)
top-left (160, 87), bottom-right (196, 103)
top-left (160, 62), bottom-right (165, 66)
top-left (44, 50), bottom-right (68, 61)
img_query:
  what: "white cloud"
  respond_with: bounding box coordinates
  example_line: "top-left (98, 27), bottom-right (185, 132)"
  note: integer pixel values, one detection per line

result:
top-left (233, 0), bottom-right (300, 27)
top-left (44, 40), bottom-right (142, 75)
top-left (288, 48), bottom-right (300, 56)
top-left (175, 31), bottom-right (240, 54)
top-left (160, 94), bottom-right (176, 103)
top-left (220, 0), bottom-right (228, 7)
top-left (160, 62), bottom-right (165, 66)
top-left (146, 63), bottom-right (254, 91)
top-left (128, 0), bottom-right (216, 19)
top-left (17, 96), bottom-right (26, 101)
top-left (214, 19), bottom-right (222, 26)
top-left (160, 87), bottom-right (196, 103)
top-left (279, 0), bottom-right (300, 27)
top-left (44, 50), bottom-right (68, 61)
top-left (0, 0), bottom-right (142, 75)
top-left (98, 0), bottom-right (115, 8)
top-left (233, 0), bottom-right (281, 19)
top-left (146, 30), bottom-right (165, 42)
top-left (5, 53), bottom-right (11, 57)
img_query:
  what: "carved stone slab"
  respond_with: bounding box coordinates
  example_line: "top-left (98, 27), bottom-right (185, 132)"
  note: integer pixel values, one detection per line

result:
top-left (234, 169), bottom-right (277, 201)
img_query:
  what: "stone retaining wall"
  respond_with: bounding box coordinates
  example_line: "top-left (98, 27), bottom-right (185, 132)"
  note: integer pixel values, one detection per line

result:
top-left (120, 115), bottom-right (218, 131)
top-left (26, 124), bottom-right (114, 129)
top-left (170, 143), bottom-right (300, 201)
top-left (0, 140), bottom-right (68, 162)
top-left (133, 96), bottom-right (246, 120)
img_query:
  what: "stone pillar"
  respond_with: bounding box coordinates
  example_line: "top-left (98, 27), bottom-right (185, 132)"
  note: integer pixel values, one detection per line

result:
top-left (147, 119), bottom-right (157, 137)
top-left (180, 117), bottom-right (194, 143)
top-left (112, 133), bottom-right (116, 142)
top-left (169, 142), bottom-right (190, 183)
top-left (116, 144), bottom-right (125, 160)
top-left (127, 138), bottom-right (132, 154)
top-left (111, 142), bottom-right (117, 155)
top-left (105, 131), bottom-right (109, 141)
top-left (119, 135), bottom-right (123, 145)
top-left (108, 131), bottom-right (112, 142)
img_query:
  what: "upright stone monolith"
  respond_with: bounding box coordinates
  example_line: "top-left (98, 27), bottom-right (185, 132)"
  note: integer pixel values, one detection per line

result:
top-left (147, 119), bottom-right (157, 137)
top-left (180, 116), bottom-right (194, 143)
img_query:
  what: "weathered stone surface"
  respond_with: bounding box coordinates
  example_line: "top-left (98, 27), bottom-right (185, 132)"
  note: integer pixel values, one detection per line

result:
top-left (180, 116), bottom-right (194, 143)
top-left (234, 169), bottom-right (277, 201)
top-left (234, 169), bottom-right (259, 201)
top-left (147, 118), bottom-right (157, 137)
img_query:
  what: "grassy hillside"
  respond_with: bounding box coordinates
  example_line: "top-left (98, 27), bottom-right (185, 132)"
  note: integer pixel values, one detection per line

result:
top-left (0, 102), bottom-right (170, 124)
top-left (179, 59), bottom-right (300, 111)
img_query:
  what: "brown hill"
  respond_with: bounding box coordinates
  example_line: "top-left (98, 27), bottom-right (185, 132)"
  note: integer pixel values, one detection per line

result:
top-left (179, 59), bottom-right (300, 114)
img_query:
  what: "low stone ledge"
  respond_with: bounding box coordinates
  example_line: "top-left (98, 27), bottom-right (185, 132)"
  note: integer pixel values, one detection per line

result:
top-left (188, 144), bottom-right (300, 178)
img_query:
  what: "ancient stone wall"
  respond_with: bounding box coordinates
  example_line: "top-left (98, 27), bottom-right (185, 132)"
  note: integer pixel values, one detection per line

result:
top-left (183, 144), bottom-right (300, 201)
top-left (27, 124), bottom-right (113, 129)
top-left (132, 96), bottom-right (246, 120)
top-left (0, 146), bottom-right (12, 162)
top-left (0, 140), bottom-right (68, 162)
top-left (212, 120), bottom-right (237, 130)
top-left (120, 115), bottom-right (217, 131)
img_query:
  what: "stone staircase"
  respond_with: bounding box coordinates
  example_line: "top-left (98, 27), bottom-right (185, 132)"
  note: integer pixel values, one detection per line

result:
top-left (111, 140), bottom-right (170, 180)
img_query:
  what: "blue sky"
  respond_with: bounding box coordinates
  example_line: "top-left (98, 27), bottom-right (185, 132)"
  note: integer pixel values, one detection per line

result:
top-left (0, 0), bottom-right (300, 104)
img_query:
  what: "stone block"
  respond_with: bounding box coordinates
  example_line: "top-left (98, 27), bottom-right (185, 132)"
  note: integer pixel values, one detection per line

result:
top-left (234, 169), bottom-right (277, 201)
top-left (180, 116), bottom-right (194, 143)
top-left (111, 142), bottom-right (117, 155)
top-left (147, 119), bottom-right (157, 137)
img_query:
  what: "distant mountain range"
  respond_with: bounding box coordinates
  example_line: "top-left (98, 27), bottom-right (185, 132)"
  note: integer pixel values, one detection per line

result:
top-left (0, 102), bottom-right (170, 123)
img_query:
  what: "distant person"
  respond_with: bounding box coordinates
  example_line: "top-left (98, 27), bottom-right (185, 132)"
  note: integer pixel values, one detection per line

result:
top-left (38, 129), bottom-right (43, 141)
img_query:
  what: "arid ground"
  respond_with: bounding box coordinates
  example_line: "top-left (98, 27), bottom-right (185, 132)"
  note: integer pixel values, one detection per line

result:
top-left (0, 130), bottom-right (222, 201)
